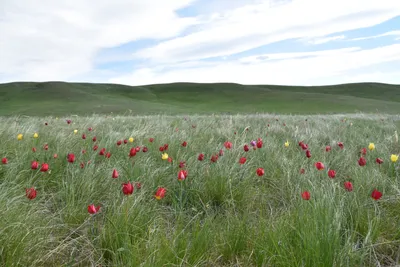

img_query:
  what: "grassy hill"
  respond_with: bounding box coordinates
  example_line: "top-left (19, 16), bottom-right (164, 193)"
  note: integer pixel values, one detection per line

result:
top-left (0, 81), bottom-right (399, 116)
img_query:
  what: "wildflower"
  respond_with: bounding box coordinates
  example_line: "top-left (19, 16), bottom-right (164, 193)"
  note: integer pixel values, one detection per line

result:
top-left (368, 143), bottom-right (375, 151)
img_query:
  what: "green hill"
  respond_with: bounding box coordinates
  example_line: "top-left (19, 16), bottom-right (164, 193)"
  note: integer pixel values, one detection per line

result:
top-left (0, 81), bottom-right (399, 116)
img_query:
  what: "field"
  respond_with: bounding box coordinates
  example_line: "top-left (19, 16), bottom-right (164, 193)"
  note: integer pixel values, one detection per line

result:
top-left (1, 113), bottom-right (400, 267)
top-left (1, 82), bottom-right (400, 115)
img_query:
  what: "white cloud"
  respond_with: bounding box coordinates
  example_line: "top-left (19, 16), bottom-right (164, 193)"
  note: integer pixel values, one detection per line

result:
top-left (133, 0), bottom-right (400, 63)
top-left (110, 44), bottom-right (400, 85)
top-left (0, 0), bottom-right (197, 81)
top-left (349, 30), bottom-right (400, 41)
top-left (303, 35), bottom-right (346, 45)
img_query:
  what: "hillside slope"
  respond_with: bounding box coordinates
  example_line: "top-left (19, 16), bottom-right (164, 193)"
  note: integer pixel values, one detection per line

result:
top-left (0, 81), bottom-right (399, 116)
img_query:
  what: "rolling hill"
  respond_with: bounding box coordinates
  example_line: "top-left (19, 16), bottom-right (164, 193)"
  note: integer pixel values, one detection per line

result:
top-left (0, 81), bottom-right (399, 116)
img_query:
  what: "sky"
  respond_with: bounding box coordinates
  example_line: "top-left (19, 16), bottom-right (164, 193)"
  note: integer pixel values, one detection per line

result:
top-left (1, 0), bottom-right (400, 86)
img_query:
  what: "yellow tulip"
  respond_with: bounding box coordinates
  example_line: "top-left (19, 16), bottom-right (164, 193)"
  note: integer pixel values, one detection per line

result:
top-left (162, 153), bottom-right (169, 160)
top-left (73, 129), bottom-right (78, 134)
top-left (17, 134), bottom-right (23, 140)
top-left (284, 141), bottom-right (289, 147)
top-left (391, 154), bottom-right (398, 163)
top-left (368, 143), bottom-right (375, 151)
top-left (129, 137), bottom-right (134, 143)
top-left (33, 133), bottom-right (39, 138)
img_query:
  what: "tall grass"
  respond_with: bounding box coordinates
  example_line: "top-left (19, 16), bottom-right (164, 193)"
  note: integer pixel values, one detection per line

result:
top-left (1, 114), bottom-right (400, 266)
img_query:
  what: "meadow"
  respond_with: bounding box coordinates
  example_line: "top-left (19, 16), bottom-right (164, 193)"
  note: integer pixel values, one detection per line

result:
top-left (1, 113), bottom-right (400, 267)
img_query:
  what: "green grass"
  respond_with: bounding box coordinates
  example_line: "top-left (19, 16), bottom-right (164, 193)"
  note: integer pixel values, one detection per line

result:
top-left (1, 114), bottom-right (400, 266)
top-left (1, 82), bottom-right (400, 116)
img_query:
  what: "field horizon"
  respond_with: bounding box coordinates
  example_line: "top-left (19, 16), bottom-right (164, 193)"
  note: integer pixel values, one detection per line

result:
top-left (1, 81), bottom-right (400, 116)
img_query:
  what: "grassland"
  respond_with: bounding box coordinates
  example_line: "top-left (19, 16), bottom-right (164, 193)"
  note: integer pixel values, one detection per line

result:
top-left (1, 82), bottom-right (400, 116)
top-left (1, 114), bottom-right (400, 266)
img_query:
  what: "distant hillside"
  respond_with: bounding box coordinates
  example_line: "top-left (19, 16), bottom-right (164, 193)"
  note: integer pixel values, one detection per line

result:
top-left (0, 81), bottom-right (399, 116)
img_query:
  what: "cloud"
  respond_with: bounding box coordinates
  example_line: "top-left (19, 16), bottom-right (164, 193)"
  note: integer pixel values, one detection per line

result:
top-left (303, 35), bottom-right (346, 45)
top-left (133, 0), bottom-right (400, 63)
top-left (110, 44), bottom-right (400, 85)
top-left (349, 30), bottom-right (400, 41)
top-left (0, 0), bottom-right (197, 81)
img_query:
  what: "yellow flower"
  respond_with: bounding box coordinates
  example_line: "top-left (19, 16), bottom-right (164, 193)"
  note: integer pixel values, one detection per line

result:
top-left (129, 137), bottom-right (134, 143)
top-left (17, 134), bottom-right (23, 140)
top-left (33, 133), bottom-right (39, 138)
top-left (368, 143), bottom-right (375, 151)
top-left (284, 141), bottom-right (289, 147)
top-left (162, 153), bottom-right (169, 160)
top-left (391, 154), bottom-right (398, 163)
top-left (73, 129), bottom-right (78, 134)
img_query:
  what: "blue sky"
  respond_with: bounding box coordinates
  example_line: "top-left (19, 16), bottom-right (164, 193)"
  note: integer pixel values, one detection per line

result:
top-left (0, 0), bottom-right (399, 85)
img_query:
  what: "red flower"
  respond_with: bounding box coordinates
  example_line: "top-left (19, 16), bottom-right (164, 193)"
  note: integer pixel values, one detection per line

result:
top-left (325, 146), bottom-right (331, 152)
top-left (32, 147), bottom-right (36, 152)
top-left (112, 169), bottom-right (119, 178)
top-left (93, 145), bottom-right (98, 151)
top-left (301, 143), bottom-right (308, 150)
top-left (358, 157), bottom-right (366, 166)
top-left (211, 154), bottom-right (218, 162)
top-left (99, 148), bottom-right (106, 155)
top-left (88, 127), bottom-right (93, 131)
top-left (298, 141), bottom-right (304, 147)
top-left (315, 162), bottom-right (325, 170)
top-left (163, 144), bottom-right (169, 151)
top-left (43, 144), bottom-right (49, 150)
top-left (301, 191), bottom-right (311, 200)
top-left (300, 168), bottom-right (305, 174)
top-left (155, 187), bottom-right (166, 200)
top-left (178, 170), bottom-right (188, 181)
top-left (53, 154), bottom-right (58, 159)
top-left (159, 146), bottom-right (164, 152)
top-left (219, 149), bottom-right (224, 156)
top-left (117, 140), bottom-right (122, 146)
top-left (26, 188), bottom-right (37, 200)
top-left (179, 161), bottom-right (185, 168)
top-left (168, 157), bottom-right (173, 163)
top-left (376, 158), bottom-right (383, 164)
top-left (306, 150), bottom-right (311, 158)
top-left (122, 182), bottom-right (134, 195)
top-left (256, 168), bottom-right (264, 176)
top-left (198, 153), bottom-right (204, 161)
top-left (243, 145), bottom-right (249, 152)
top-left (135, 146), bottom-right (140, 152)
top-left (360, 148), bottom-right (367, 155)
top-left (67, 153), bottom-right (75, 163)
top-left (224, 141), bottom-right (232, 150)
top-left (40, 163), bottom-right (49, 172)
top-left (181, 141), bottom-right (187, 147)
top-left (149, 138), bottom-right (154, 143)
top-left (82, 134), bottom-right (86, 140)
top-left (66, 119), bottom-right (72, 124)
top-left (328, 169), bottom-right (336, 178)
top-left (31, 161), bottom-right (39, 170)
top-left (82, 150), bottom-right (86, 154)
top-left (123, 139), bottom-right (128, 144)
top-left (142, 146), bottom-right (148, 152)
top-left (344, 181), bottom-right (353, 192)
top-left (257, 138), bottom-right (263, 148)
top-left (371, 189), bottom-right (382, 200)
top-left (239, 157), bottom-right (247, 164)
top-left (129, 148), bottom-right (137, 157)
top-left (337, 142), bottom-right (344, 149)
top-left (105, 152), bottom-right (111, 158)
top-left (135, 182), bottom-right (141, 189)
top-left (92, 136), bottom-right (97, 142)
top-left (88, 204), bottom-right (100, 214)
top-left (2, 157), bottom-right (8, 164)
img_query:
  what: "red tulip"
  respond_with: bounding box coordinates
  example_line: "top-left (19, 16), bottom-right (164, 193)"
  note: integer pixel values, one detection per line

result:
top-left (358, 157), bottom-right (366, 166)
top-left (337, 142), bottom-right (344, 149)
top-left (122, 182), bottom-right (134, 195)
top-left (178, 170), bottom-right (188, 181)
top-left (224, 141), bottom-right (232, 150)
top-left (112, 169), bottom-right (119, 178)
top-left (93, 145), bottom-right (98, 151)
top-left (376, 158), bottom-right (383, 164)
top-left (88, 204), bottom-right (100, 214)
top-left (168, 157), bottom-right (173, 163)
top-left (219, 149), bottom-right (224, 156)
top-left (301, 143), bottom-right (308, 150)
top-left (129, 148), bottom-right (137, 157)
top-left (155, 187), bottom-right (166, 200)
top-left (123, 139), bottom-right (128, 144)
top-left (325, 146), bottom-right (331, 152)
top-left (360, 148), bottom-right (367, 155)
top-left (344, 181), bottom-right (353, 192)
top-left (149, 138), bottom-right (154, 143)
top-left (88, 127), bottom-right (93, 131)
top-left (163, 144), bottom-right (168, 151)
top-left (105, 152), bottom-right (111, 158)
top-left (43, 144), bottom-right (48, 150)
top-left (256, 167), bottom-right (264, 176)
top-left (117, 140), bottom-right (122, 146)
top-left (82, 134), bottom-right (86, 140)
top-left (40, 163), bottom-right (49, 172)
top-left (32, 147), bottom-right (36, 152)
top-left (328, 169), bottom-right (336, 178)
top-left (298, 141), bottom-right (304, 147)
top-left (31, 161), bottom-right (39, 170)
top-left (301, 191), bottom-right (311, 200)
top-left (181, 141), bottom-right (187, 147)
top-left (26, 188), bottom-right (37, 200)
top-left (371, 189), bottom-right (382, 200)
top-left (92, 136), bottom-right (97, 142)
top-left (53, 154), bottom-right (58, 159)
top-left (239, 157), bottom-right (247, 164)
top-left (66, 119), bottom-right (72, 124)
top-left (305, 150), bottom-right (311, 158)
top-left (2, 157), bottom-right (8, 164)
top-left (179, 161), bottom-right (185, 168)
top-left (243, 145), bottom-right (249, 152)
top-left (80, 162), bottom-right (85, 168)
top-left (300, 168), bottom-right (305, 174)
top-left (135, 146), bottom-right (140, 152)
top-left (142, 146), bottom-right (148, 152)
top-left (315, 162), bottom-right (325, 170)
top-left (99, 148), bottom-right (106, 155)
top-left (159, 146), bottom-right (164, 152)
top-left (256, 138), bottom-right (263, 148)
top-left (211, 154), bottom-right (218, 162)
top-left (198, 153), bottom-right (204, 161)
top-left (67, 153), bottom-right (75, 163)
